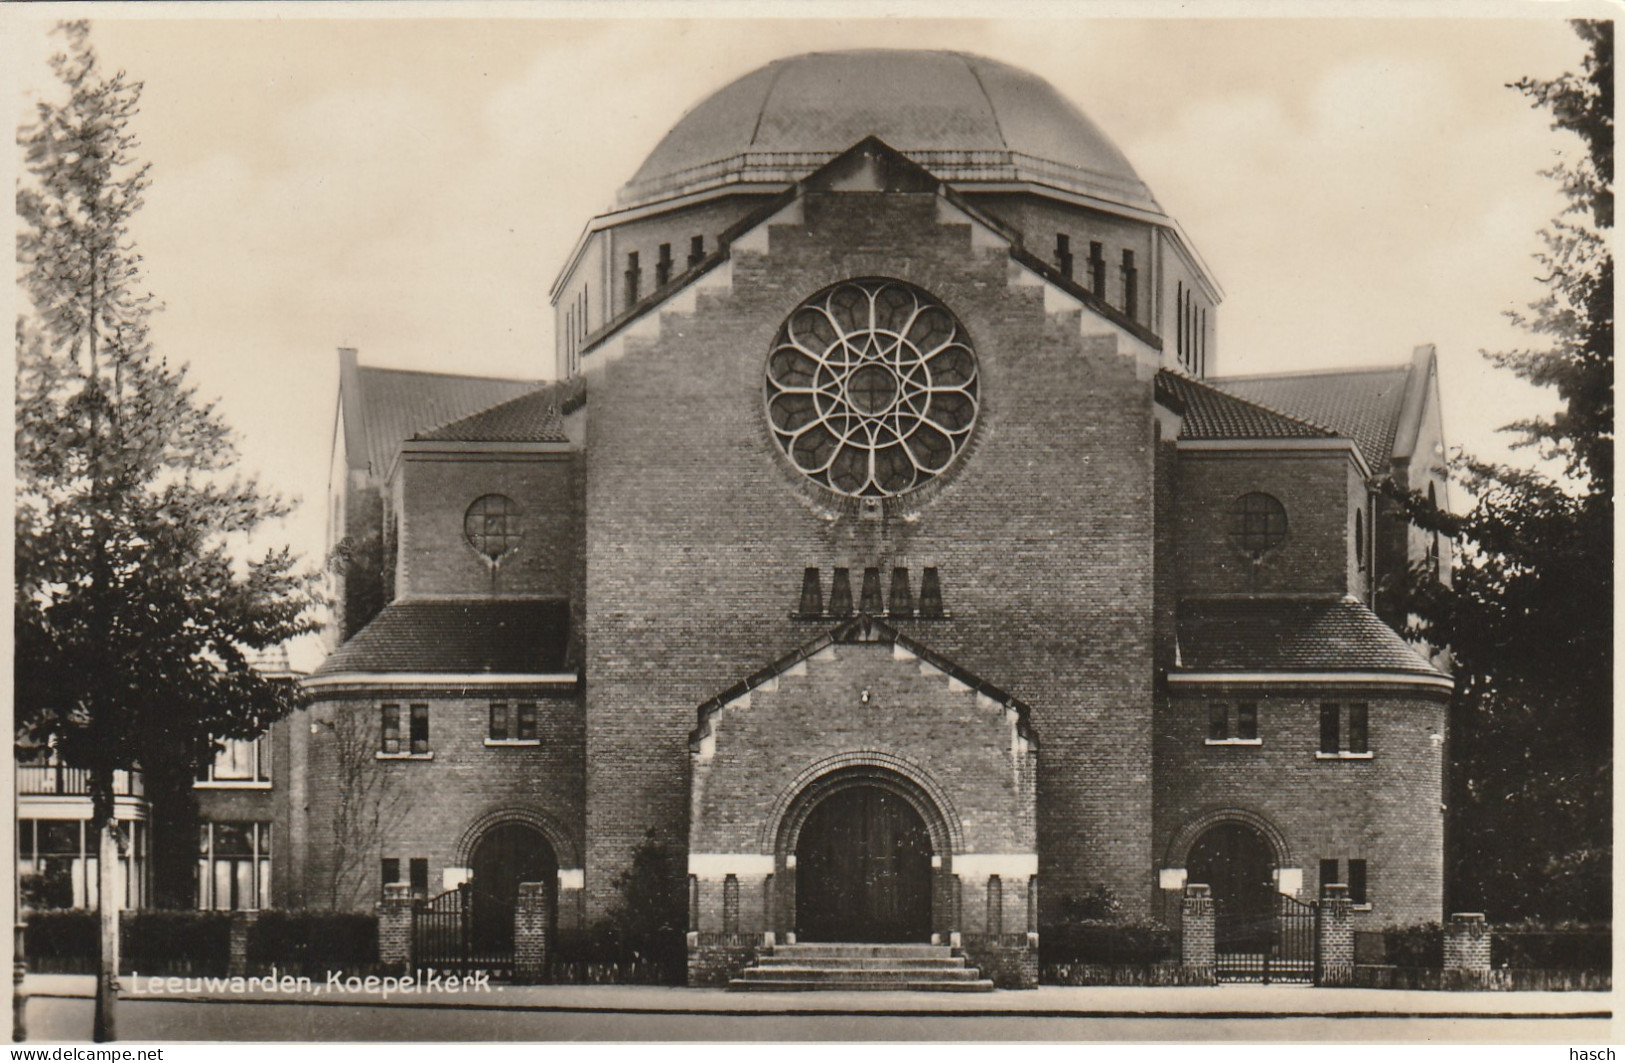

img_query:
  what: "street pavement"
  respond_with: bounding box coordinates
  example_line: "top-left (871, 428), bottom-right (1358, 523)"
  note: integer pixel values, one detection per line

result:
top-left (16, 974), bottom-right (1615, 1043)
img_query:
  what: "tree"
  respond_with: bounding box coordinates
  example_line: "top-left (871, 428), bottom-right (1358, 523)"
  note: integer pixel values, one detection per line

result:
top-left (1401, 20), bottom-right (1612, 923)
top-left (16, 22), bottom-right (320, 1039)
top-left (320, 709), bottom-right (409, 909)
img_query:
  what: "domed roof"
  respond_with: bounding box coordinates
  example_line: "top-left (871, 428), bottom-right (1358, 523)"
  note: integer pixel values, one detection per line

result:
top-left (619, 50), bottom-right (1161, 214)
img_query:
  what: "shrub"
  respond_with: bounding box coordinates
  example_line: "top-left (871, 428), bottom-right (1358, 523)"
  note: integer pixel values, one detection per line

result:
top-left (23, 909), bottom-right (98, 969)
top-left (1380, 922), bottom-right (1443, 968)
top-left (1043, 920), bottom-right (1174, 966)
top-left (122, 910), bottom-right (232, 975)
top-left (1492, 924), bottom-right (1611, 970)
top-left (247, 910), bottom-right (378, 975)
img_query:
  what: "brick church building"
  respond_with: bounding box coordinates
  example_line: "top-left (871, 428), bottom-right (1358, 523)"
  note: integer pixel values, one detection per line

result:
top-left (294, 50), bottom-right (1453, 985)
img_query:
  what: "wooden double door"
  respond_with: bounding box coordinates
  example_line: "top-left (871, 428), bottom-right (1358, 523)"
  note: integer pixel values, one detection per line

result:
top-left (795, 786), bottom-right (933, 943)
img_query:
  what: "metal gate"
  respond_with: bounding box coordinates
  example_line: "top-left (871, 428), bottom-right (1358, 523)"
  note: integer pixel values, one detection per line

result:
top-left (413, 884), bottom-right (473, 973)
top-left (1214, 893), bottom-right (1320, 984)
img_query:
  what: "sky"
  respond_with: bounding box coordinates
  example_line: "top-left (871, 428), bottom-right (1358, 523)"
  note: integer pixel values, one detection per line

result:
top-left (7, 7), bottom-right (1598, 669)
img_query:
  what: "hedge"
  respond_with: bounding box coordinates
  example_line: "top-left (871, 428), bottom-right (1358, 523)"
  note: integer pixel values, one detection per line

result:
top-left (247, 911), bottom-right (378, 976)
top-left (122, 910), bottom-right (232, 976)
top-left (1041, 920), bottom-right (1175, 966)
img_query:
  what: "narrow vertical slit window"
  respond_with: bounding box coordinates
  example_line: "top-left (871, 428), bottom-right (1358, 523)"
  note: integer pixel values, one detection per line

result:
top-left (1208, 703), bottom-right (1229, 742)
top-left (624, 250), bottom-right (640, 305)
top-left (1055, 233), bottom-right (1073, 280)
top-left (1348, 859), bottom-right (1368, 904)
top-left (489, 703), bottom-right (509, 742)
top-left (859, 566), bottom-right (884, 615)
top-left (409, 858), bottom-right (429, 900)
top-left (382, 858), bottom-right (400, 892)
top-left (1121, 249), bottom-right (1138, 321)
top-left (656, 243), bottom-right (672, 287)
top-left (1176, 280), bottom-right (1185, 360)
top-left (1320, 858), bottom-right (1340, 894)
top-left (1088, 241), bottom-right (1106, 298)
top-left (688, 235), bottom-right (705, 268)
top-left (517, 703), bottom-right (538, 742)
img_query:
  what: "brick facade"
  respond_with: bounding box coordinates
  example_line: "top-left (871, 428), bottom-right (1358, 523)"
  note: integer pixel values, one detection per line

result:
top-left (298, 52), bottom-right (1454, 986)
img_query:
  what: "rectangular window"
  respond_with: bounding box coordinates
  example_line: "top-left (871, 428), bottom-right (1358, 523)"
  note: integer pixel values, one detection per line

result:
top-left (382, 858), bottom-right (401, 889)
top-left (1237, 702), bottom-right (1258, 742)
top-left (381, 705), bottom-right (401, 754)
top-left (409, 704), bottom-right (429, 755)
top-left (1208, 703), bottom-right (1229, 742)
top-left (1320, 858), bottom-right (1340, 894)
top-left (656, 243), bottom-right (672, 287)
top-left (489, 703), bottom-right (510, 742)
top-left (409, 858), bottom-right (429, 899)
top-left (1348, 703), bottom-right (1369, 754)
top-left (198, 736), bottom-right (271, 784)
top-left (1320, 704), bottom-right (1341, 755)
top-left (197, 821), bottom-right (270, 911)
top-left (517, 703), bottom-right (538, 741)
top-left (1055, 233), bottom-right (1073, 280)
top-left (688, 234), bottom-right (705, 268)
top-left (1348, 859), bottom-right (1368, 905)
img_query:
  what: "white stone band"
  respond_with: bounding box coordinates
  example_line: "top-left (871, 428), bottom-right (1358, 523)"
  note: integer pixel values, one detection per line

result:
top-left (952, 853), bottom-right (1038, 879)
top-left (688, 853), bottom-right (775, 880)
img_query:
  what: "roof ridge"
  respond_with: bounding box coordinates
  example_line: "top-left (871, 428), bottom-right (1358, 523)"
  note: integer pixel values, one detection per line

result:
top-left (412, 381), bottom-right (558, 441)
top-left (360, 364), bottom-right (541, 386)
top-left (1161, 369), bottom-right (1341, 440)
top-left (1211, 362), bottom-right (1411, 383)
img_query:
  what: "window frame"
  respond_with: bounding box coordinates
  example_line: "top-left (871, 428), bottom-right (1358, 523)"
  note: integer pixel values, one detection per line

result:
top-left (197, 821), bottom-right (271, 911)
top-left (1229, 492), bottom-right (1289, 558)
top-left (196, 735), bottom-right (272, 788)
top-left (1205, 700), bottom-right (1262, 746)
top-left (1316, 701), bottom-right (1375, 759)
top-left (486, 700), bottom-right (541, 747)
top-left (1348, 858), bottom-right (1369, 906)
top-left (463, 494), bottom-right (523, 561)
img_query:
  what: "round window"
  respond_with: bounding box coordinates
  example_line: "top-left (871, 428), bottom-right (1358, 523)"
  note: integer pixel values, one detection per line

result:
top-left (1228, 492), bottom-right (1288, 557)
top-left (764, 278), bottom-right (979, 498)
top-left (464, 494), bottom-right (522, 560)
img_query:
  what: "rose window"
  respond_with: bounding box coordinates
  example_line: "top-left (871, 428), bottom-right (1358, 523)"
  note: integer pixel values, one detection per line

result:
top-left (765, 279), bottom-right (980, 498)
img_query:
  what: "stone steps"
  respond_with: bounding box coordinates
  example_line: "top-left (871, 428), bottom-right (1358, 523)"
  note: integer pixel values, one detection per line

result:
top-left (729, 942), bottom-right (995, 993)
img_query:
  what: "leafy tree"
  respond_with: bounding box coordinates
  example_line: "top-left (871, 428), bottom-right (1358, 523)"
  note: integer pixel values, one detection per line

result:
top-left (16, 22), bottom-right (320, 1039)
top-left (1400, 20), bottom-right (1612, 923)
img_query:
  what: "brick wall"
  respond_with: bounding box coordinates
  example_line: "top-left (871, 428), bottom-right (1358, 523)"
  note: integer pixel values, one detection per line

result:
top-left (582, 188), bottom-right (1159, 924)
top-left (395, 452), bottom-right (576, 600)
top-left (298, 688), bottom-right (584, 916)
top-left (1152, 690), bottom-right (1446, 927)
top-left (1174, 451), bottom-right (1356, 599)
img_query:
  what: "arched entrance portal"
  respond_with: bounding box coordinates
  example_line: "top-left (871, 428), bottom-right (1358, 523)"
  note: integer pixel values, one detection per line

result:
top-left (468, 823), bottom-right (558, 956)
top-left (1187, 822), bottom-right (1276, 953)
top-left (795, 785), bottom-right (932, 943)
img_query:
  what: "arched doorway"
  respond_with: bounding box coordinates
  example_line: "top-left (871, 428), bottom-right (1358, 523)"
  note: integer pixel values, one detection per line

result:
top-left (1187, 822), bottom-right (1276, 953)
top-left (468, 822), bottom-right (558, 957)
top-left (795, 785), bottom-right (932, 942)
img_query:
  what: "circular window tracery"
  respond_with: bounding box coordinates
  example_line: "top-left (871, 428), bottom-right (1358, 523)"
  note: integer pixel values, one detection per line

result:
top-left (765, 279), bottom-right (980, 498)
top-left (465, 494), bottom-right (522, 560)
top-left (1228, 492), bottom-right (1287, 557)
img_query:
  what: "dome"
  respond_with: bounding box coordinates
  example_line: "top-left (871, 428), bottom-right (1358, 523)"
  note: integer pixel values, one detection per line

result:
top-left (619, 50), bottom-right (1161, 214)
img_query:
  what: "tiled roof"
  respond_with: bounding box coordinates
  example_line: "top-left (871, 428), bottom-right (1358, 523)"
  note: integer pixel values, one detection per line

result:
top-left (416, 385), bottom-right (569, 444)
top-left (1175, 597), bottom-right (1447, 678)
top-left (356, 367), bottom-right (538, 478)
top-left (310, 599), bottom-right (571, 678)
top-left (1211, 365), bottom-right (1413, 470)
top-left (1157, 371), bottom-right (1337, 442)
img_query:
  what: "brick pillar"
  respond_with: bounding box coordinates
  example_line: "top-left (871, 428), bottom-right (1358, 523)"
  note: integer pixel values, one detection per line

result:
top-left (1317, 884), bottom-right (1353, 986)
top-left (1444, 913), bottom-right (1491, 972)
top-left (376, 883), bottom-right (414, 973)
top-left (512, 882), bottom-right (550, 985)
top-left (228, 911), bottom-right (259, 977)
top-left (1181, 884), bottom-right (1216, 984)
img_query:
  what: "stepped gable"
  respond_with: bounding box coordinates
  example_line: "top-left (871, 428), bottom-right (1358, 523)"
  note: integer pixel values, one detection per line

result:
top-left (311, 599), bottom-right (570, 678)
top-left (356, 366), bottom-right (538, 477)
top-left (1174, 596), bottom-right (1449, 678)
top-left (1156, 370), bottom-right (1339, 443)
top-left (1211, 363), bottom-right (1414, 470)
top-left (414, 383), bottom-right (570, 444)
